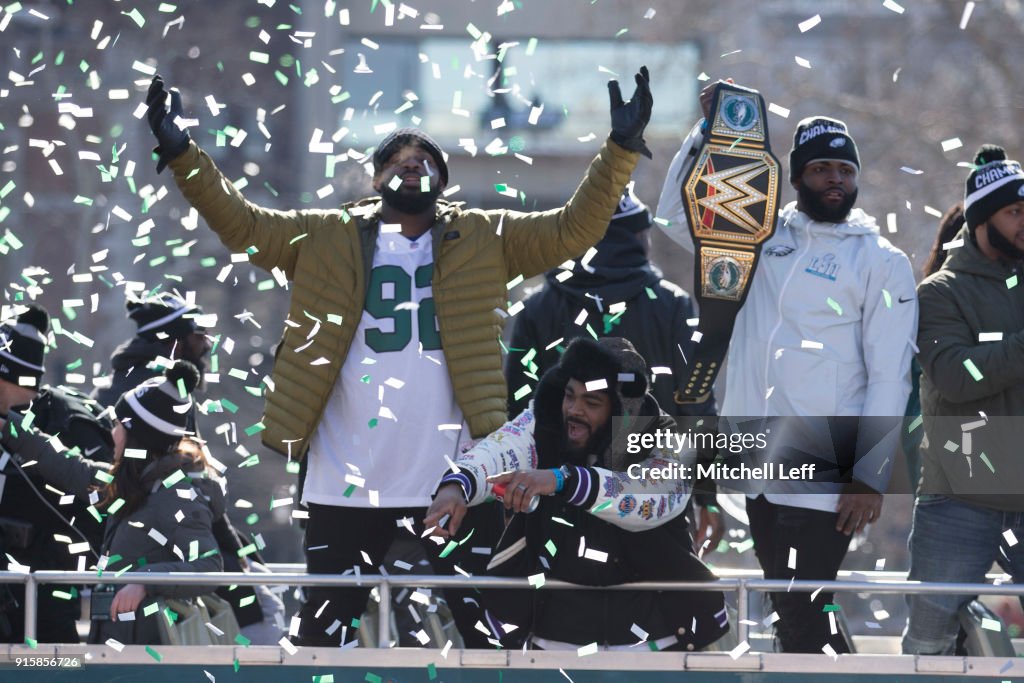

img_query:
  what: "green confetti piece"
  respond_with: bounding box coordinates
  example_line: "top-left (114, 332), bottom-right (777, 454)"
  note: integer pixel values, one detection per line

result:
top-left (162, 469), bottom-right (186, 488)
top-left (244, 422), bottom-right (266, 436)
top-left (313, 676), bottom-right (335, 683)
top-left (238, 454), bottom-right (260, 468)
top-left (734, 538), bottom-right (755, 553)
top-left (233, 657), bottom-right (240, 672)
top-left (365, 674), bottom-right (382, 683)
top-left (360, 375), bottom-right (371, 383)
top-left (494, 183), bottom-right (508, 193)
top-left (591, 500), bottom-right (613, 513)
top-left (327, 313), bottom-right (343, 324)
top-left (906, 415), bottom-right (923, 433)
top-left (513, 385), bottom-right (531, 401)
top-left (342, 484), bottom-right (356, 497)
top-left (980, 452), bottom-right (995, 474)
top-left (72, 195), bottom-right (94, 206)
top-left (544, 540), bottom-right (557, 556)
top-left (645, 286), bottom-right (657, 300)
top-left (507, 274), bottom-right (524, 289)
top-left (239, 595), bottom-right (256, 608)
top-left (823, 604), bottom-right (841, 612)
top-left (25, 637), bottom-right (37, 649)
top-left (526, 37), bottom-right (539, 55)
top-left (615, 27), bottom-right (629, 37)
top-left (1007, 274), bottom-right (1019, 289)
top-left (65, 358), bottom-right (82, 371)
top-left (245, 513), bottom-right (259, 525)
top-left (122, 8), bottom-right (145, 27)
top-left (107, 498), bottom-right (125, 514)
top-left (220, 398), bottom-right (239, 414)
top-left (235, 633), bottom-right (252, 646)
top-left (274, 70), bottom-right (289, 86)
top-left (144, 645), bottom-right (162, 662)
top-left (826, 297), bottom-right (843, 315)
top-left (143, 602), bottom-right (160, 617)
top-left (943, 440), bottom-right (959, 452)
top-left (368, 418), bottom-right (379, 428)
top-left (585, 323), bottom-right (598, 340)
top-left (963, 358), bottom-right (984, 381)
top-left (51, 590), bottom-right (74, 600)
top-left (882, 289), bottom-right (892, 308)
top-left (427, 663), bottom-right (438, 680)
top-left (286, 461), bottom-right (301, 474)
top-left (0, 180), bottom-right (14, 199)
top-left (163, 606), bottom-right (179, 624)
top-left (438, 540), bottom-right (458, 558)
top-left (237, 543), bottom-right (258, 558)
top-left (93, 470), bottom-right (115, 484)
top-left (350, 618), bottom-right (360, 628)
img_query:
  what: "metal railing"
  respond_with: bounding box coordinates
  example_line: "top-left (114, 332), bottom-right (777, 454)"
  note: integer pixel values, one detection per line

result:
top-left (2, 567), bottom-right (1023, 649)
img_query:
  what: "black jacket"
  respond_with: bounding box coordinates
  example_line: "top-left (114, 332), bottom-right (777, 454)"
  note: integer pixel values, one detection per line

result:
top-left (506, 236), bottom-right (716, 420)
top-left (0, 386), bottom-right (114, 566)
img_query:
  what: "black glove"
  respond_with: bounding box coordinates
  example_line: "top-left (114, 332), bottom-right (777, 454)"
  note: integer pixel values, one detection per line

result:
top-left (145, 75), bottom-right (191, 173)
top-left (608, 65), bottom-right (653, 159)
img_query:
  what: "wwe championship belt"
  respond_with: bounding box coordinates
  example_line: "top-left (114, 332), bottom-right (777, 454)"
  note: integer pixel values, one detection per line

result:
top-left (676, 84), bottom-right (781, 404)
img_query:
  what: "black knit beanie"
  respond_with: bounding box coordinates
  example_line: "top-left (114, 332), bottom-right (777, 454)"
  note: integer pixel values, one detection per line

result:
top-left (789, 116), bottom-right (860, 182)
top-left (114, 360), bottom-right (200, 451)
top-left (127, 292), bottom-right (203, 341)
top-left (373, 127), bottom-right (449, 185)
top-left (964, 144), bottom-right (1024, 229)
top-left (0, 304), bottom-right (49, 387)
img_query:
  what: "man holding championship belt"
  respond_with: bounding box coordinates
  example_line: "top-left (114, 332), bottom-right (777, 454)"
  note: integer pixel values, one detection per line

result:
top-left (656, 81), bottom-right (917, 654)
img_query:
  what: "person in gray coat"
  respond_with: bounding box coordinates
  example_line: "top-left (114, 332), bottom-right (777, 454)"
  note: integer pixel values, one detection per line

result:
top-left (0, 361), bottom-right (224, 644)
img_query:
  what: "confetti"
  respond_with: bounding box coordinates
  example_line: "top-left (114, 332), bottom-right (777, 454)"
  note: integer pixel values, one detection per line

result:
top-left (963, 358), bottom-right (984, 381)
top-left (941, 138), bottom-right (963, 152)
top-left (577, 642), bottom-right (598, 656)
top-left (798, 14), bottom-right (821, 32)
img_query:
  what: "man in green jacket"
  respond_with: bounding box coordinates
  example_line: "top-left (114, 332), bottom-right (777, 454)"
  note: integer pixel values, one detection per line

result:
top-left (145, 68), bottom-right (651, 647)
top-left (903, 144), bottom-right (1024, 655)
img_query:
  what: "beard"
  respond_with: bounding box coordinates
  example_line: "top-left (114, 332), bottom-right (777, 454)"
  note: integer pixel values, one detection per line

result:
top-left (380, 183), bottom-right (442, 215)
top-left (562, 417), bottom-right (612, 466)
top-left (985, 221), bottom-right (1024, 261)
top-left (797, 181), bottom-right (858, 224)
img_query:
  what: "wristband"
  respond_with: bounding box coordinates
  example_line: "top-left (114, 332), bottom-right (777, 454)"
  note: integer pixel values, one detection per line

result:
top-left (551, 467), bottom-right (564, 493)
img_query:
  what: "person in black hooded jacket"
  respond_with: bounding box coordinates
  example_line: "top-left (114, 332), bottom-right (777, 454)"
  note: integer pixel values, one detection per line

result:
top-left (426, 337), bottom-right (728, 651)
top-left (505, 185), bottom-right (724, 554)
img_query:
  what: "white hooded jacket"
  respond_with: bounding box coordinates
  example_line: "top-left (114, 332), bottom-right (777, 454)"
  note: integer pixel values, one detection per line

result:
top-left (656, 123), bottom-right (918, 512)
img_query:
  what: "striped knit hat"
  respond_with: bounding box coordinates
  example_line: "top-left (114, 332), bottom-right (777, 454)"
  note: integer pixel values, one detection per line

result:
top-left (114, 360), bottom-right (199, 451)
top-left (964, 144), bottom-right (1024, 229)
top-left (0, 305), bottom-right (49, 387)
top-left (127, 292), bottom-right (204, 341)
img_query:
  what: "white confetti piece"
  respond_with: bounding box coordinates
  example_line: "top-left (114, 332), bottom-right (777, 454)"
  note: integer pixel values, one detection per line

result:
top-left (941, 138), bottom-right (963, 152)
top-left (794, 56), bottom-right (811, 68)
top-left (729, 641), bottom-right (751, 659)
top-left (883, 0), bottom-right (905, 13)
top-left (798, 14), bottom-right (821, 32)
top-left (577, 642), bottom-right (599, 656)
top-left (1004, 529), bottom-right (1018, 547)
top-left (105, 638), bottom-right (125, 652)
top-left (800, 340), bottom-right (823, 350)
top-left (978, 332), bottom-right (1003, 342)
top-left (822, 643), bottom-right (838, 660)
top-left (787, 547), bottom-right (797, 569)
top-left (584, 379), bottom-right (608, 392)
top-left (900, 166), bottom-right (924, 175)
top-left (942, 237), bottom-right (965, 251)
top-left (960, 1), bottom-right (976, 30)
top-left (768, 103), bottom-right (790, 118)
top-left (630, 623), bottom-right (649, 641)
top-left (583, 547), bottom-right (608, 562)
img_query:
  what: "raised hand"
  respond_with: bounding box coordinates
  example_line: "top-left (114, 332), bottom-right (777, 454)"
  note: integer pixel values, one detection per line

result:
top-left (145, 75), bottom-right (191, 173)
top-left (609, 65), bottom-right (653, 159)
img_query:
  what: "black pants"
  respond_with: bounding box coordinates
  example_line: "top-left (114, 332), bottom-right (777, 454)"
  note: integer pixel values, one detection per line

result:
top-left (295, 503), bottom-right (501, 647)
top-left (746, 495), bottom-right (852, 654)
